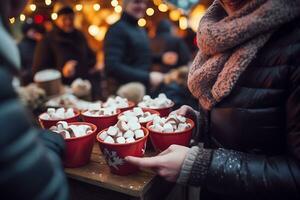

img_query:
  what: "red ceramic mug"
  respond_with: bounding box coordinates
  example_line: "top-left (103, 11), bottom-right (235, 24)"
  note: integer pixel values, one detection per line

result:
top-left (96, 127), bottom-right (149, 176)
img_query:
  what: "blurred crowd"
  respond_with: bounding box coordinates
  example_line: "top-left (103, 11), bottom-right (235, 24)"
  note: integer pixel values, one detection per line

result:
top-left (16, 1), bottom-right (198, 110)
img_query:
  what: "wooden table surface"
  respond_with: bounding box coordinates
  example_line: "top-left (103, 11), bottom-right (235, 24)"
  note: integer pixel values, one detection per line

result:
top-left (65, 143), bottom-right (162, 198)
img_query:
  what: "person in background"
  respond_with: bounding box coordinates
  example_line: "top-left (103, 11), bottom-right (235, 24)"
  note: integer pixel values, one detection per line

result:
top-left (0, 0), bottom-right (69, 199)
top-left (33, 3), bottom-right (97, 85)
top-left (104, 0), bottom-right (164, 94)
top-left (18, 22), bottom-right (45, 86)
top-left (126, 0), bottom-right (300, 200)
top-left (151, 19), bottom-right (191, 73)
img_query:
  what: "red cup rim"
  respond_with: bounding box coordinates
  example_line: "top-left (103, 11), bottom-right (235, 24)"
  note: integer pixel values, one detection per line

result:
top-left (146, 118), bottom-right (195, 135)
top-left (38, 109), bottom-right (80, 122)
top-left (96, 127), bottom-right (149, 146)
top-left (138, 101), bottom-right (174, 110)
top-left (64, 122), bottom-right (98, 141)
top-left (118, 108), bottom-right (160, 120)
top-left (81, 109), bottom-right (121, 119)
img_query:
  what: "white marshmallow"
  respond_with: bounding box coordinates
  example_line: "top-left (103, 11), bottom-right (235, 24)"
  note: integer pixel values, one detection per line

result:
top-left (40, 113), bottom-right (50, 120)
top-left (107, 126), bottom-right (118, 136)
top-left (163, 123), bottom-right (174, 133)
top-left (128, 121), bottom-right (141, 131)
top-left (116, 137), bottom-right (126, 144)
top-left (99, 131), bottom-right (108, 140)
top-left (134, 129), bottom-right (144, 139)
top-left (126, 137), bottom-right (135, 143)
top-left (104, 136), bottom-right (115, 144)
top-left (123, 130), bottom-right (135, 138)
top-left (133, 107), bottom-right (144, 116)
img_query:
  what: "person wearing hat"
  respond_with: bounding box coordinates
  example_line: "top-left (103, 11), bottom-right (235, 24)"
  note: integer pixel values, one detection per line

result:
top-left (18, 22), bottom-right (45, 85)
top-left (33, 3), bottom-right (97, 85)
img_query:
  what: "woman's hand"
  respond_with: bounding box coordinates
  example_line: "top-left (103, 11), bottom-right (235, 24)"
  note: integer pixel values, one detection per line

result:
top-left (125, 145), bottom-right (189, 182)
top-left (63, 60), bottom-right (77, 78)
top-left (171, 105), bottom-right (198, 123)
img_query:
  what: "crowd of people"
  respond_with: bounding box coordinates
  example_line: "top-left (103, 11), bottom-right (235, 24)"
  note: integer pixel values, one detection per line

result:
top-left (0, 0), bottom-right (300, 200)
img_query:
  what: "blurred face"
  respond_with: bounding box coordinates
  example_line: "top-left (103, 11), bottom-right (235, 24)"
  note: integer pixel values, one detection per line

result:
top-left (125, 0), bottom-right (147, 19)
top-left (55, 13), bottom-right (74, 33)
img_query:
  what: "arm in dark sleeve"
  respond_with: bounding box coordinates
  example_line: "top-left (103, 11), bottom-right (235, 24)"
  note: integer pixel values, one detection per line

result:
top-left (186, 66), bottom-right (300, 199)
top-left (32, 37), bottom-right (55, 74)
top-left (0, 68), bottom-right (69, 200)
top-left (104, 26), bottom-right (150, 84)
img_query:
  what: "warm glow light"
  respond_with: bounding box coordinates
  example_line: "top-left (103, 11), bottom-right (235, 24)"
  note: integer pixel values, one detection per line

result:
top-left (106, 14), bottom-right (121, 25)
top-left (93, 3), bottom-right (101, 11)
top-left (153, 0), bottom-right (162, 6)
top-left (51, 13), bottom-right (58, 20)
top-left (45, 0), bottom-right (52, 6)
top-left (75, 4), bottom-right (83, 11)
top-left (114, 5), bottom-right (122, 13)
top-left (88, 25), bottom-right (100, 37)
top-left (169, 10), bottom-right (181, 21)
top-left (95, 26), bottom-right (108, 41)
top-left (111, 0), bottom-right (118, 7)
top-left (146, 8), bottom-right (155, 16)
top-left (179, 16), bottom-right (188, 30)
top-left (20, 14), bottom-right (26, 21)
top-left (9, 17), bottom-right (15, 24)
top-left (29, 4), bottom-right (36, 12)
top-left (138, 18), bottom-right (146, 27)
top-left (158, 3), bottom-right (168, 12)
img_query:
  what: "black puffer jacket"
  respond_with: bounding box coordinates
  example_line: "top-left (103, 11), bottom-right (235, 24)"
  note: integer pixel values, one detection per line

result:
top-left (0, 23), bottom-right (69, 200)
top-left (189, 17), bottom-right (300, 200)
top-left (104, 12), bottom-right (152, 87)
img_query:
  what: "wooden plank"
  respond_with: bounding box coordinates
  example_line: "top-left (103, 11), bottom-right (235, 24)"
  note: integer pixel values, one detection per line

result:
top-left (65, 143), bottom-right (157, 197)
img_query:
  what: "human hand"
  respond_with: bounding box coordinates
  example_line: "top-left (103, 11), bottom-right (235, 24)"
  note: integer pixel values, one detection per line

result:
top-left (162, 51), bottom-right (178, 66)
top-left (171, 105), bottom-right (198, 123)
top-left (62, 60), bottom-right (77, 78)
top-left (150, 71), bottom-right (165, 87)
top-left (125, 145), bottom-right (189, 182)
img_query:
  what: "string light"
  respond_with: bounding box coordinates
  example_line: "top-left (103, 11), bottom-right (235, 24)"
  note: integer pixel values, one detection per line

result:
top-left (75, 4), bottom-right (83, 11)
top-left (111, 0), bottom-right (118, 7)
top-left (158, 3), bottom-right (168, 12)
top-left (169, 10), bottom-right (181, 21)
top-left (51, 13), bottom-right (58, 20)
top-left (146, 8), bottom-right (155, 16)
top-left (29, 4), bottom-right (37, 12)
top-left (138, 18), bottom-right (146, 27)
top-left (9, 17), bottom-right (15, 24)
top-left (88, 25), bottom-right (100, 37)
top-left (20, 14), bottom-right (26, 22)
top-left (93, 3), bottom-right (101, 11)
top-left (45, 0), bottom-right (52, 6)
top-left (179, 16), bottom-right (188, 30)
top-left (114, 5), bottom-right (122, 13)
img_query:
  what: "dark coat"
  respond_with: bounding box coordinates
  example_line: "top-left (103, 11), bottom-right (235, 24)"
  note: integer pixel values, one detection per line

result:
top-left (104, 12), bottom-right (152, 87)
top-left (18, 37), bottom-right (37, 85)
top-left (0, 47), bottom-right (69, 199)
top-left (151, 20), bottom-right (191, 72)
top-left (190, 17), bottom-right (300, 200)
top-left (33, 26), bottom-right (96, 84)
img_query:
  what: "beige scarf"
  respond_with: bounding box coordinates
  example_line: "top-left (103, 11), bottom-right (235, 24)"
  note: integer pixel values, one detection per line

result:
top-left (188, 0), bottom-right (300, 110)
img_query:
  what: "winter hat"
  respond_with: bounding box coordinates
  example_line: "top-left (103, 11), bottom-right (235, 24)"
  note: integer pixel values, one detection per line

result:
top-left (53, 2), bottom-right (74, 16)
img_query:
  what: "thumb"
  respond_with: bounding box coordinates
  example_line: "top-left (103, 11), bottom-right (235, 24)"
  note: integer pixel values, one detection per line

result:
top-left (125, 156), bottom-right (162, 168)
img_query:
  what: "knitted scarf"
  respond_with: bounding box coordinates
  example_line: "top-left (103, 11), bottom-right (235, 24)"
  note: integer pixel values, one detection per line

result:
top-left (188, 0), bottom-right (300, 110)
